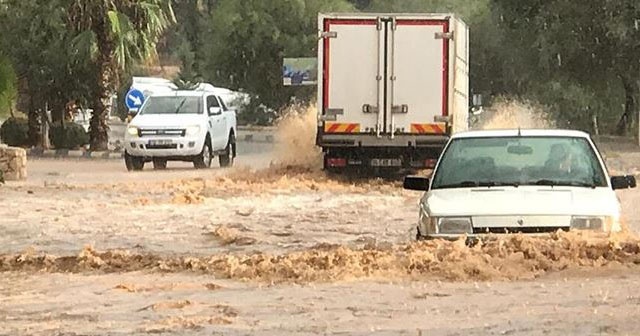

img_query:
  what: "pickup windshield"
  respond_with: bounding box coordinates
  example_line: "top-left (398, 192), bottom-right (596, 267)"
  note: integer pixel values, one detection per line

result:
top-left (431, 136), bottom-right (607, 189)
top-left (139, 96), bottom-right (202, 115)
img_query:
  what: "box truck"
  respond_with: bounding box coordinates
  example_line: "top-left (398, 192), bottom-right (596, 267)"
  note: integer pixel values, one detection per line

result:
top-left (316, 13), bottom-right (470, 172)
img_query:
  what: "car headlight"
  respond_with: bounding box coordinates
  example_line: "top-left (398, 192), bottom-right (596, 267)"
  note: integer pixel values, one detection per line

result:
top-left (185, 125), bottom-right (201, 136)
top-left (570, 216), bottom-right (615, 231)
top-left (432, 217), bottom-right (473, 234)
top-left (127, 126), bottom-right (139, 137)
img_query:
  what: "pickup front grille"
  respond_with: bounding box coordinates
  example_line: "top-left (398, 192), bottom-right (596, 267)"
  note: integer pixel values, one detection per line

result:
top-left (146, 144), bottom-right (178, 149)
top-left (139, 129), bottom-right (185, 137)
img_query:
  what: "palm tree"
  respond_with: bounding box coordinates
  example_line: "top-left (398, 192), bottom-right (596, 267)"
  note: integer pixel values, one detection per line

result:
top-left (67, 0), bottom-right (175, 150)
top-left (0, 54), bottom-right (17, 119)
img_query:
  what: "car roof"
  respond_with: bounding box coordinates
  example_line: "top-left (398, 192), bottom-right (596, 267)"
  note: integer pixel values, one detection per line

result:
top-left (451, 129), bottom-right (591, 139)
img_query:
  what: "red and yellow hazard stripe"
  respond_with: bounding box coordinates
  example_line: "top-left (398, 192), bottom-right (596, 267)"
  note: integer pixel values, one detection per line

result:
top-left (410, 123), bottom-right (446, 134)
top-left (324, 123), bottom-right (360, 133)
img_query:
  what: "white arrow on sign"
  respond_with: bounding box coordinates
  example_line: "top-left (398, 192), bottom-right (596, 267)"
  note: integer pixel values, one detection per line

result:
top-left (128, 94), bottom-right (142, 106)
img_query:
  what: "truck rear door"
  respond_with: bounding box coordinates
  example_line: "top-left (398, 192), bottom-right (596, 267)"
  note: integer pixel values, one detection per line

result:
top-left (320, 15), bottom-right (452, 137)
top-left (321, 18), bottom-right (383, 135)
top-left (390, 19), bottom-right (449, 136)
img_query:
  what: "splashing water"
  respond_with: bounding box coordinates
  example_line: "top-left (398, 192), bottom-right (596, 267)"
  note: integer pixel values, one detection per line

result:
top-left (272, 103), bottom-right (322, 170)
top-left (476, 98), bottom-right (554, 130)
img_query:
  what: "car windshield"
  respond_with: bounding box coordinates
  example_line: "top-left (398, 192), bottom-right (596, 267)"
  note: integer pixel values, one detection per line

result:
top-left (139, 96), bottom-right (202, 115)
top-left (431, 136), bottom-right (607, 189)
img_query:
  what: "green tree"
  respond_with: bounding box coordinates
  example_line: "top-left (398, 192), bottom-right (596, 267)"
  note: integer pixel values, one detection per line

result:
top-left (492, 0), bottom-right (640, 134)
top-left (0, 0), bottom-right (91, 146)
top-left (66, 0), bottom-right (175, 150)
top-left (201, 0), bottom-right (354, 117)
top-left (0, 54), bottom-right (17, 119)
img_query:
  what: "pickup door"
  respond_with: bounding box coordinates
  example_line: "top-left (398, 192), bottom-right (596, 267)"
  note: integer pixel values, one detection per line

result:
top-left (206, 95), bottom-right (226, 150)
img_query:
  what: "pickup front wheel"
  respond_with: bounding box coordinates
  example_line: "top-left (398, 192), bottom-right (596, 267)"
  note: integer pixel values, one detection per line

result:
top-left (193, 141), bottom-right (212, 169)
top-left (153, 159), bottom-right (167, 170)
top-left (124, 151), bottom-right (144, 171)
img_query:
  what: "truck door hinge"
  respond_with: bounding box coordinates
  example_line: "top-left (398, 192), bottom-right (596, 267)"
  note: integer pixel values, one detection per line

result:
top-left (376, 17), bottom-right (383, 31)
top-left (390, 17), bottom-right (397, 31)
top-left (435, 31), bottom-right (454, 40)
top-left (391, 105), bottom-right (408, 114)
top-left (319, 31), bottom-right (337, 39)
top-left (362, 104), bottom-right (379, 114)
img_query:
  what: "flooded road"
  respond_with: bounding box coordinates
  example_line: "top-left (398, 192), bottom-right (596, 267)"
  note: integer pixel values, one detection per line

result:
top-left (2, 110), bottom-right (640, 335)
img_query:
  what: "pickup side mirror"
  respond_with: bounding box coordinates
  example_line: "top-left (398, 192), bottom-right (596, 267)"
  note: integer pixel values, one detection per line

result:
top-left (403, 176), bottom-right (430, 191)
top-left (611, 175), bottom-right (637, 190)
top-left (470, 93), bottom-right (484, 116)
top-left (472, 93), bottom-right (483, 107)
top-left (208, 106), bottom-right (222, 115)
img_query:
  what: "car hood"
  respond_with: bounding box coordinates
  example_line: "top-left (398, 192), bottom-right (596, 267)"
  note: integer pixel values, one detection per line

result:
top-left (129, 114), bottom-right (205, 128)
top-left (423, 186), bottom-right (620, 218)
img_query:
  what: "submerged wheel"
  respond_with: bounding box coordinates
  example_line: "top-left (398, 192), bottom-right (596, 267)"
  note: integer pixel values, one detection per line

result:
top-left (125, 151), bottom-right (144, 171)
top-left (193, 140), bottom-right (212, 169)
top-left (153, 158), bottom-right (167, 170)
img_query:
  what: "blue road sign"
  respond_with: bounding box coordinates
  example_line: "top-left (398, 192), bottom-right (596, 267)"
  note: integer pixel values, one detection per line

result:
top-left (125, 88), bottom-right (145, 109)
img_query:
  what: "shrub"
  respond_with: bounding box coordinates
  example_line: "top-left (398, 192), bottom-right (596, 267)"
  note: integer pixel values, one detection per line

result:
top-left (49, 122), bottom-right (89, 149)
top-left (0, 117), bottom-right (29, 146)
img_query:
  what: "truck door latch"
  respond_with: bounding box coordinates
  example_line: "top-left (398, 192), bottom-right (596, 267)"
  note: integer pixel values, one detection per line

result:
top-left (435, 31), bottom-right (454, 40)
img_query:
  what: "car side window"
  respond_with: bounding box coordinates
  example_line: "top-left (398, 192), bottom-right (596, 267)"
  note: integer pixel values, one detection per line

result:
top-left (207, 95), bottom-right (220, 108)
top-left (219, 97), bottom-right (228, 111)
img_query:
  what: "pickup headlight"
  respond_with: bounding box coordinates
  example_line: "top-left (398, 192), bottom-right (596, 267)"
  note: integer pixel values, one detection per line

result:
top-left (432, 217), bottom-right (473, 234)
top-left (185, 125), bottom-right (201, 136)
top-left (570, 216), bottom-right (614, 231)
top-left (127, 126), bottom-right (139, 137)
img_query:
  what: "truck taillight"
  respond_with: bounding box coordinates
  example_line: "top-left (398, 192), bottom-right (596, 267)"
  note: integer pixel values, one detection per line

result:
top-left (326, 158), bottom-right (347, 167)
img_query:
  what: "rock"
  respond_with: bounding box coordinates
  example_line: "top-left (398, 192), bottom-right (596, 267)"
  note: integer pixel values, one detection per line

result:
top-left (0, 146), bottom-right (27, 181)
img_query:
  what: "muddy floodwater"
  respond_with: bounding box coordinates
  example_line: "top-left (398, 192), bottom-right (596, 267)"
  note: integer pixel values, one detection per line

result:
top-left (2, 108), bottom-right (640, 335)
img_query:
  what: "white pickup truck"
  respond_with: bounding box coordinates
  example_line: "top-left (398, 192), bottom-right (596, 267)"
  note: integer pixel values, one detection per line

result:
top-left (123, 89), bottom-right (237, 170)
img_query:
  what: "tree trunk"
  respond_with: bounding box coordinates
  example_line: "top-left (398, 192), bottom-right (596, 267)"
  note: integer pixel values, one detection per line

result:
top-left (90, 59), bottom-right (113, 151)
top-left (27, 88), bottom-right (42, 147)
top-left (89, 21), bottom-right (115, 151)
top-left (616, 76), bottom-right (637, 136)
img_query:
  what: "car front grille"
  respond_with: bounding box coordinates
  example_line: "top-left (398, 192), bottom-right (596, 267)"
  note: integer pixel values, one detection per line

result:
top-left (473, 226), bottom-right (569, 234)
top-left (139, 129), bottom-right (185, 137)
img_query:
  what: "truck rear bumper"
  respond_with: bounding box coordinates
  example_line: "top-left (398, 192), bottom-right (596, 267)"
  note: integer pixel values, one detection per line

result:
top-left (317, 133), bottom-right (449, 148)
top-left (318, 133), bottom-right (449, 170)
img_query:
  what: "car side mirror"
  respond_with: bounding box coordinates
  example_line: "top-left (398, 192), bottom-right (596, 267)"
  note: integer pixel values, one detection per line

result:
top-left (611, 175), bottom-right (636, 190)
top-left (403, 176), bottom-right (430, 191)
top-left (208, 107), bottom-right (222, 115)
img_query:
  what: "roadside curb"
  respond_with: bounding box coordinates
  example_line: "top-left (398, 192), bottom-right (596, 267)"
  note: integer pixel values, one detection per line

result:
top-left (28, 148), bottom-right (124, 160)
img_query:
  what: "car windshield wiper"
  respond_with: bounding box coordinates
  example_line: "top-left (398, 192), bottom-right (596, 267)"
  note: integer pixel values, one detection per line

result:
top-left (531, 179), bottom-right (596, 189)
top-left (174, 98), bottom-right (187, 114)
top-left (435, 181), bottom-right (514, 189)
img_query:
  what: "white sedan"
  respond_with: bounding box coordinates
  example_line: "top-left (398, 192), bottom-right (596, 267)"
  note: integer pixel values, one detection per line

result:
top-left (404, 129), bottom-right (637, 241)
